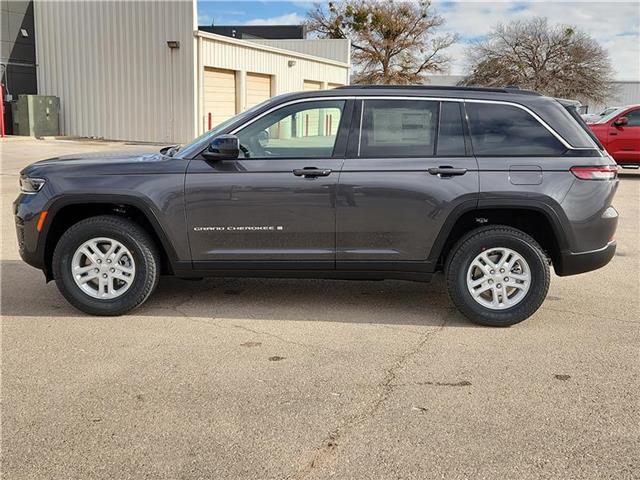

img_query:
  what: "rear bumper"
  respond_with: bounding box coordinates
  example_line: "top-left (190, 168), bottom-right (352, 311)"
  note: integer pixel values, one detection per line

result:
top-left (555, 241), bottom-right (616, 276)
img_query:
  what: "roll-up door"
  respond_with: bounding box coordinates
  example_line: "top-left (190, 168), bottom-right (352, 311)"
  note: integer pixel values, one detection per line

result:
top-left (204, 67), bottom-right (236, 128)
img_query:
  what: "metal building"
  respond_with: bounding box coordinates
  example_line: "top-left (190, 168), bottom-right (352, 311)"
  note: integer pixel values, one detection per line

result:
top-left (33, 0), bottom-right (350, 143)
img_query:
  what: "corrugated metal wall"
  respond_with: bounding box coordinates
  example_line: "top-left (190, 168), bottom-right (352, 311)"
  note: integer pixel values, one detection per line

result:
top-left (586, 82), bottom-right (640, 113)
top-left (197, 32), bottom-right (350, 133)
top-left (34, 0), bottom-right (197, 143)
top-left (247, 39), bottom-right (351, 64)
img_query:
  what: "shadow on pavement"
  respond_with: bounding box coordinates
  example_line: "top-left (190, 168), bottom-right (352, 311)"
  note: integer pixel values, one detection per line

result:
top-left (0, 260), bottom-right (474, 328)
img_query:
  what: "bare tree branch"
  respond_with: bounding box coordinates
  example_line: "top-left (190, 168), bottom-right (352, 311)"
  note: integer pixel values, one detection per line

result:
top-left (460, 17), bottom-right (613, 103)
top-left (306, 0), bottom-right (457, 84)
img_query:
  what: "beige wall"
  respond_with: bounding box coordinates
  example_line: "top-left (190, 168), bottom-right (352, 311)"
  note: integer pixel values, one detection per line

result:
top-left (196, 31), bottom-right (350, 134)
top-left (34, 2), bottom-right (351, 142)
top-left (35, 0), bottom-right (197, 143)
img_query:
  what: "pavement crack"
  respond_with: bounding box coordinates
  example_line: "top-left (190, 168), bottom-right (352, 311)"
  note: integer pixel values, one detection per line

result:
top-left (292, 315), bottom-right (449, 479)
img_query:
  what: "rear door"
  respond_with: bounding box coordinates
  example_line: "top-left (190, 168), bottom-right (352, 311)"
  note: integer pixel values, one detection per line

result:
top-left (608, 108), bottom-right (640, 163)
top-left (336, 98), bottom-right (479, 270)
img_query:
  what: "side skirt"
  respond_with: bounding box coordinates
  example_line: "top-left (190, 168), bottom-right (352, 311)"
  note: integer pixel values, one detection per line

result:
top-left (173, 261), bottom-right (435, 282)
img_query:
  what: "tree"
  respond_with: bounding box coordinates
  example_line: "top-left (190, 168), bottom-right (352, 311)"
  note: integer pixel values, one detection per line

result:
top-left (306, 0), bottom-right (456, 84)
top-left (460, 17), bottom-right (612, 102)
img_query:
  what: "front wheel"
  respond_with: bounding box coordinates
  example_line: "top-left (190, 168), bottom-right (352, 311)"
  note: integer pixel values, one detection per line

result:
top-left (445, 226), bottom-right (550, 327)
top-left (52, 215), bottom-right (160, 316)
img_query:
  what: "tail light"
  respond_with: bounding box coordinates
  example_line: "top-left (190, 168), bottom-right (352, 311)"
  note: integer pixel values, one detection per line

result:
top-left (570, 165), bottom-right (618, 181)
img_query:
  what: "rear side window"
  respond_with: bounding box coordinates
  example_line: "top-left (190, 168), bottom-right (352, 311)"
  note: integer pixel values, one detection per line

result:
top-left (359, 100), bottom-right (438, 157)
top-left (466, 103), bottom-right (566, 156)
top-left (438, 102), bottom-right (466, 156)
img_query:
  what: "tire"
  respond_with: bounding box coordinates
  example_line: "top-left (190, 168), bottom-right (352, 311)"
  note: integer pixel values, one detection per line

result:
top-left (445, 225), bottom-right (550, 327)
top-left (52, 215), bottom-right (160, 316)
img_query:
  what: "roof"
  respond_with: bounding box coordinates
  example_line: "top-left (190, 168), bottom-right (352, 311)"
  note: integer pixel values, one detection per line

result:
top-left (264, 86), bottom-right (598, 149)
top-left (334, 85), bottom-right (541, 96)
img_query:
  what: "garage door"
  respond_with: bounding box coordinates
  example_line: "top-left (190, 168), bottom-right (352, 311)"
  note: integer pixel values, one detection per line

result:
top-left (303, 80), bottom-right (322, 91)
top-left (246, 73), bottom-right (272, 109)
top-left (204, 67), bottom-right (236, 129)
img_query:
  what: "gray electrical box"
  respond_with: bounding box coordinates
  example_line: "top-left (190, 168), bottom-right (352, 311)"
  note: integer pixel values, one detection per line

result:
top-left (11, 95), bottom-right (60, 137)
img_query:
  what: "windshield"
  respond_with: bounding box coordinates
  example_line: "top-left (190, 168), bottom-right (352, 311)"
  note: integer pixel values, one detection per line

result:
top-left (594, 107), bottom-right (626, 124)
top-left (599, 107), bottom-right (618, 116)
top-left (177, 99), bottom-right (272, 158)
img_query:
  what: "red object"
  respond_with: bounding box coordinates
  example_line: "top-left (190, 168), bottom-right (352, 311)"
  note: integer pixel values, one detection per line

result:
top-left (305, 114), bottom-right (309, 136)
top-left (0, 83), bottom-right (5, 138)
top-left (208, 112), bottom-right (212, 130)
top-left (570, 165), bottom-right (618, 181)
top-left (587, 104), bottom-right (640, 165)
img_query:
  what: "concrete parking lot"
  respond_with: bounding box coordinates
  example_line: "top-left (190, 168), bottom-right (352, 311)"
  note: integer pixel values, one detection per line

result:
top-left (1, 136), bottom-right (638, 480)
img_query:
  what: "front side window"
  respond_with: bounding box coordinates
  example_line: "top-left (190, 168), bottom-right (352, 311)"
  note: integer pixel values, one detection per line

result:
top-left (235, 100), bottom-right (345, 158)
top-left (466, 103), bottom-right (566, 156)
top-left (359, 100), bottom-right (439, 157)
top-left (624, 109), bottom-right (640, 126)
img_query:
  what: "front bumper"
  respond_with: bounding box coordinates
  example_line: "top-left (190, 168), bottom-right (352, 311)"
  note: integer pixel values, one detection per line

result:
top-left (555, 241), bottom-right (617, 276)
top-left (14, 194), bottom-right (47, 272)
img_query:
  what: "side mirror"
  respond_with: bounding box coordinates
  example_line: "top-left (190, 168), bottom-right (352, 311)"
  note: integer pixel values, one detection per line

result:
top-left (202, 134), bottom-right (239, 160)
top-left (613, 116), bottom-right (628, 127)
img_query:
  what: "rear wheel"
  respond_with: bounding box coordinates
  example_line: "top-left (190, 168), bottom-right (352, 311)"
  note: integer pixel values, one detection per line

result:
top-left (445, 226), bottom-right (550, 327)
top-left (52, 215), bottom-right (160, 316)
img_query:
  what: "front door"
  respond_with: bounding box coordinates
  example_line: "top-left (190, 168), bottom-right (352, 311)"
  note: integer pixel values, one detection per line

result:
top-left (608, 108), bottom-right (640, 163)
top-left (336, 99), bottom-right (479, 270)
top-left (185, 99), bottom-right (350, 267)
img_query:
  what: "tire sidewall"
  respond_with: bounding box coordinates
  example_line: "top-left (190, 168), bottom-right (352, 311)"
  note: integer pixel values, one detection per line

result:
top-left (449, 232), bottom-right (549, 326)
top-left (53, 220), bottom-right (156, 315)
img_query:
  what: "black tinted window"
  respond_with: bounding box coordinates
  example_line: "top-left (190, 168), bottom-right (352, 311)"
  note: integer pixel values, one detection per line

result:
top-left (360, 100), bottom-right (438, 157)
top-left (438, 102), bottom-right (466, 156)
top-left (466, 103), bottom-right (566, 156)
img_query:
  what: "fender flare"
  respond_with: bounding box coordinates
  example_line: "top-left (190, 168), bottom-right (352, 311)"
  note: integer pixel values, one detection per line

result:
top-left (427, 198), bottom-right (573, 265)
top-left (40, 193), bottom-right (181, 279)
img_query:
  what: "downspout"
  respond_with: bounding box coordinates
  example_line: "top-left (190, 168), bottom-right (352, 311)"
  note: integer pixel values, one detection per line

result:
top-left (195, 31), bottom-right (204, 135)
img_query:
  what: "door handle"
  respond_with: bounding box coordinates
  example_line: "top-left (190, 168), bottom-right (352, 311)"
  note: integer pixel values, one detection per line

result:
top-left (428, 166), bottom-right (467, 177)
top-left (293, 167), bottom-right (332, 178)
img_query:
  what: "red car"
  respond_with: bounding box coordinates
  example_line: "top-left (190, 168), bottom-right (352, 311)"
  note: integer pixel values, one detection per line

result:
top-left (587, 104), bottom-right (640, 167)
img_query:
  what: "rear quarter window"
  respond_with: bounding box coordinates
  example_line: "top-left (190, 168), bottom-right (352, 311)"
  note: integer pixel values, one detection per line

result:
top-left (466, 103), bottom-right (567, 156)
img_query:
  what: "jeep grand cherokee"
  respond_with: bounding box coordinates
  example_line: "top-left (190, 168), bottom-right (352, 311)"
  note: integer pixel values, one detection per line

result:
top-left (14, 86), bottom-right (619, 326)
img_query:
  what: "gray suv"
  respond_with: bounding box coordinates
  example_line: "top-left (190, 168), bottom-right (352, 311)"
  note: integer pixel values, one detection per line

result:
top-left (14, 86), bottom-right (619, 326)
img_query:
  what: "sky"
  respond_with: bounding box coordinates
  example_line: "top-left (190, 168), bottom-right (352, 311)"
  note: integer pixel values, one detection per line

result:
top-left (197, 0), bottom-right (640, 81)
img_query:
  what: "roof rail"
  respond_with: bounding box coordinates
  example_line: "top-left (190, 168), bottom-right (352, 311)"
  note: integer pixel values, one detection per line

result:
top-left (333, 85), bottom-right (542, 96)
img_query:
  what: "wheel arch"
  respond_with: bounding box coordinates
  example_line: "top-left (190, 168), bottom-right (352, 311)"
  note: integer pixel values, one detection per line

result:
top-left (41, 195), bottom-right (179, 281)
top-left (429, 200), bottom-right (571, 271)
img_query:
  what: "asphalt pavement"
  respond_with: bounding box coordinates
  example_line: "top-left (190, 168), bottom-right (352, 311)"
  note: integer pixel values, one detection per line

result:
top-left (1, 136), bottom-right (638, 479)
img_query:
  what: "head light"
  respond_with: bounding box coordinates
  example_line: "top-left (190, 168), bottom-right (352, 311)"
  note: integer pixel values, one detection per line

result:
top-left (19, 176), bottom-right (46, 194)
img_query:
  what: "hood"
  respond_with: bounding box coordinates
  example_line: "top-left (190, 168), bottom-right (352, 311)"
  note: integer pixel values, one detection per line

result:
top-left (21, 150), bottom-right (186, 177)
top-left (27, 150), bottom-right (161, 168)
